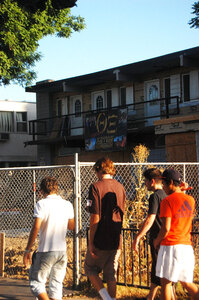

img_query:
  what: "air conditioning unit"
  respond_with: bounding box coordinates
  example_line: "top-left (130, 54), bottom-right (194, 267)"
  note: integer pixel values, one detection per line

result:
top-left (0, 133), bottom-right (9, 141)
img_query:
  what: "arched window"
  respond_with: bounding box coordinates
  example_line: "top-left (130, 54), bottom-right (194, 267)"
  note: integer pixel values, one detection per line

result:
top-left (96, 96), bottom-right (103, 110)
top-left (149, 85), bottom-right (158, 100)
top-left (75, 99), bottom-right (81, 117)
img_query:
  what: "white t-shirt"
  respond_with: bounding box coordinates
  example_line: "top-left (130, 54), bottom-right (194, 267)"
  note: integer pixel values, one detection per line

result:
top-left (33, 194), bottom-right (74, 252)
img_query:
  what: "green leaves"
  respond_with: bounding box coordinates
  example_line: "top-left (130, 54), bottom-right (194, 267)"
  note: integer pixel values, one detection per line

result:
top-left (0, 0), bottom-right (85, 86)
top-left (189, 1), bottom-right (199, 28)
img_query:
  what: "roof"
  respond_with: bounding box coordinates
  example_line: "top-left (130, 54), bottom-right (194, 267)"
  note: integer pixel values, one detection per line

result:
top-left (26, 46), bottom-right (199, 93)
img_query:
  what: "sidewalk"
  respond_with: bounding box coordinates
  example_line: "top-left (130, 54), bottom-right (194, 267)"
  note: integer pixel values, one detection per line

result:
top-left (0, 278), bottom-right (96, 300)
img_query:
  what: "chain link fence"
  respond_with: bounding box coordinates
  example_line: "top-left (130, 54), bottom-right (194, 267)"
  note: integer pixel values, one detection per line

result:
top-left (0, 161), bottom-right (199, 289)
top-left (79, 162), bottom-right (199, 288)
top-left (0, 165), bottom-right (75, 285)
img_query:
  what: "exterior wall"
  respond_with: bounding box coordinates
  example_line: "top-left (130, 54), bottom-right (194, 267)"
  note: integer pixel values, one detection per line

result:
top-left (38, 145), bottom-right (52, 166)
top-left (0, 100), bottom-right (37, 166)
top-left (83, 93), bottom-right (91, 111)
top-left (195, 132), bottom-right (199, 162)
top-left (36, 92), bottom-right (51, 119)
top-left (54, 149), bottom-right (132, 165)
top-left (36, 92), bottom-right (52, 165)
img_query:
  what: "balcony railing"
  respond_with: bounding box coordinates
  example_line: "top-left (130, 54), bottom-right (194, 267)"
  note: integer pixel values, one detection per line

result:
top-left (28, 96), bottom-right (180, 143)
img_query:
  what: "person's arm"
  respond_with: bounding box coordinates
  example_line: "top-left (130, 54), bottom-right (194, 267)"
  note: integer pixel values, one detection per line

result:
top-left (153, 217), bottom-right (171, 249)
top-left (132, 214), bottom-right (156, 253)
top-left (89, 213), bottom-right (100, 257)
top-left (23, 217), bottom-right (42, 268)
top-left (68, 218), bottom-right (75, 230)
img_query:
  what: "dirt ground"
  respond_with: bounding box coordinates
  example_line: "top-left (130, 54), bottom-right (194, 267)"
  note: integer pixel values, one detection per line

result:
top-left (2, 237), bottom-right (199, 299)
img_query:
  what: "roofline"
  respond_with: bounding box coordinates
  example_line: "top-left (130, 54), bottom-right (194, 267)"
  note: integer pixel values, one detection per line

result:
top-left (26, 46), bottom-right (199, 93)
top-left (0, 99), bottom-right (36, 104)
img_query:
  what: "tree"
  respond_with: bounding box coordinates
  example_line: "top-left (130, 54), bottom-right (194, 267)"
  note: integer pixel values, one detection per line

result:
top-left (0, 0), bottom-right (85, 86)
top-left (189, 1), bottom-right (199, 28)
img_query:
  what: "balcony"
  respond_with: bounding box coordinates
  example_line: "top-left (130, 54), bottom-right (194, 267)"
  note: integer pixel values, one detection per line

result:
top-left (25, 96), bottom-right (180, 146)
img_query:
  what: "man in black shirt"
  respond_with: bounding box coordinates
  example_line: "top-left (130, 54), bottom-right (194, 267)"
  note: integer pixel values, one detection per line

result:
top-left (133, 168), bottom-right (171, 300)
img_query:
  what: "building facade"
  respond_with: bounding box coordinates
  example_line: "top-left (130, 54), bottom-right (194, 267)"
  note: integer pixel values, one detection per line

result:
top-left (0, 100), bottom-right (37, 167)
top-left (26, 47), bottom-right (199, 165)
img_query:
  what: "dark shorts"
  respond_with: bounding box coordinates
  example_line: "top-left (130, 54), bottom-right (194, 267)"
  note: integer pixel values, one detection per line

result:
top-left (150, 242), bottom-right (161, 286)
top-left (84, 248), bottom-right (121, 282)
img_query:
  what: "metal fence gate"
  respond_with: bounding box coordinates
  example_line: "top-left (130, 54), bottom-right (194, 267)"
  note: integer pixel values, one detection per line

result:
top-left (0, 156), bottom-right (199, 289)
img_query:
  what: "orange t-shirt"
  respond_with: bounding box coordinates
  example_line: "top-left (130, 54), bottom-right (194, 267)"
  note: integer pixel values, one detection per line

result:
top-left (159, 192), bottom-right (195, 246)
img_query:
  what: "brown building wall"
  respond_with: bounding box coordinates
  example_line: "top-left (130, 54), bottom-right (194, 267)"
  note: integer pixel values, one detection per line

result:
top-left (165, 132), bottom-right (197, 162)
top-left (54, 147), bottom-right (133, 165)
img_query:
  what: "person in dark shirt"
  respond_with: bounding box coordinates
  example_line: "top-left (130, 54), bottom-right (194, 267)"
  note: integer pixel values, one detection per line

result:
top-left (85, 157), bottom-right (126, 300)
top-left (133, 168), bottom-right (175, 300)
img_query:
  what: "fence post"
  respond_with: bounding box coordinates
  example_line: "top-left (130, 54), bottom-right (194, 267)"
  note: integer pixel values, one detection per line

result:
top-left (74, 153), bottom-right (80, 288)
top-left (0, 232), bottom-right (5, 277)
top-left (33, 170), bottom-right (36, 208)
top-left (183, 164), bottom-right (186, 183)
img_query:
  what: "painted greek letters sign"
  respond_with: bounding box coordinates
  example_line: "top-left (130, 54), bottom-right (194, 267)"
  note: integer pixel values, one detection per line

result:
top-left (85, 108), bottom-right (127, 151)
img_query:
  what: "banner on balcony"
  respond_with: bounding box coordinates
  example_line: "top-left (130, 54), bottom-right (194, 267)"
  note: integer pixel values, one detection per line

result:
top-left (85, 108), bottom-right (127, 151)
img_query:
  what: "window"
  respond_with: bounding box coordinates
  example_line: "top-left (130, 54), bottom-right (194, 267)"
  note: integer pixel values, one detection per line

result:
top-left (16, 112), bottom-right (27, 132)
top-left (149, 85), bottom-right (158, 100)
top-left (164, 78), bottom-right (171, 104)
top-left (57, 99), bottom-right (62, 117)
top-left (120, 87), bottom-right (126, 106)
top-left (148, 84), bottom-right (158, 106)
top-left (183, 74), bottom-right (190, 102)
top-left (75, 99), bottom-right (81, 117)
top-left (0, 111), bottom-right (14, 132)
top-left (106, 90), bottom-right (112, 108)
top-left (96, 96), bottom-right (103, 110)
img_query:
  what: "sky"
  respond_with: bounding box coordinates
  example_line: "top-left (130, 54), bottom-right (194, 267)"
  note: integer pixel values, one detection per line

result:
top-left (0, 0), bottom-right (198, 102)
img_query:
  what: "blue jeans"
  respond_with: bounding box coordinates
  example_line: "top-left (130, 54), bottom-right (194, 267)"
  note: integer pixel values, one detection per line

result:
top-left (29, 251), bottom-right (67, 299)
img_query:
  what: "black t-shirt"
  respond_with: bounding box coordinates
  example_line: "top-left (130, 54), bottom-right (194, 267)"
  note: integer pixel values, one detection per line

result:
top-left (87, 178), bottom-right (126, 250)
top-left (148, 189), bottom-right (166, 242)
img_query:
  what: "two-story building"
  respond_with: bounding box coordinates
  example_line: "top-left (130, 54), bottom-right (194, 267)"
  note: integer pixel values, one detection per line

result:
top-left (0, 100), bottom-right (37, 167)
top-left (25, 46), bottom-right (199, 164)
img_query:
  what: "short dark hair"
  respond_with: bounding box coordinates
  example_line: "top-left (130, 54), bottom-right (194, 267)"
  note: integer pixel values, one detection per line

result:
top-left (94, 157), bottom-right (116, 176)
top-left (143, 168), bottom-right (162, 182)
top-left (40, 176), bottom-right (58, 195)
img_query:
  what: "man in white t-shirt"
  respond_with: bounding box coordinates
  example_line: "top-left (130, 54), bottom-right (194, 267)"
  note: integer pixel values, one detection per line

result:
top-left (23, 176), bottom-right (75, 300)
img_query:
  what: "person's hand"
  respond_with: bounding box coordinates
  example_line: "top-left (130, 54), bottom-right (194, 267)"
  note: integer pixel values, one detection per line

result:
top-left (23, 251), bottom-right (32, 268)
top-left (180, 181), bottom-right (192, 192)
top-left (89, 242), bottom-right (98, 259)
top-left (153, 238), bottom-right (159, 250)
top-left (132, 236), bottom-right (140, 253)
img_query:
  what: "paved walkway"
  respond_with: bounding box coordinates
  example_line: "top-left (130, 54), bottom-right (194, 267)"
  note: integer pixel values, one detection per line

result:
top-left (0, 278), bottom-right (96, 300)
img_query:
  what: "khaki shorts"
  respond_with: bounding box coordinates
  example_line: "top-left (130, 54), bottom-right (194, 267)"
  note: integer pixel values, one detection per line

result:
top-left (84, 248), bottom-right (121, 282)
top-left (156, 245), bottom-right (195, 283)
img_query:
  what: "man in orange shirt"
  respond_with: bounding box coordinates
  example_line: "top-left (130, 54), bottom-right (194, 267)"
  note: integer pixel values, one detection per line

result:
top-left (154, 169), bottom-right (199, 300)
